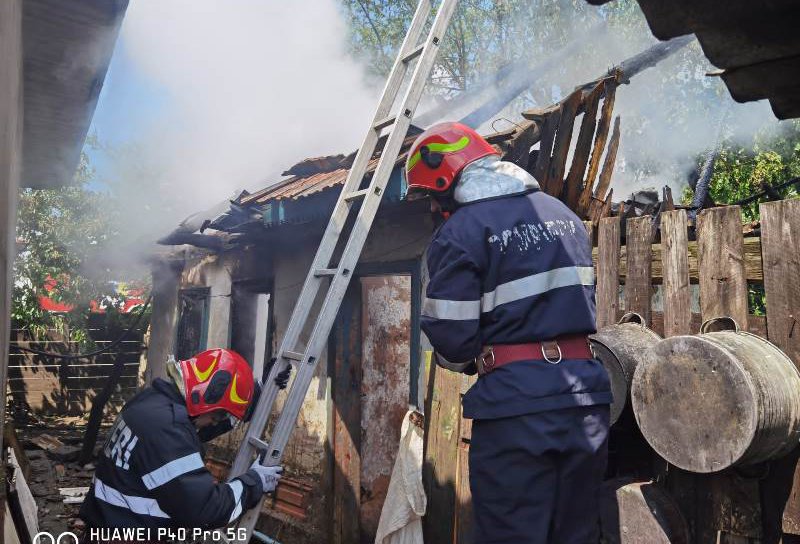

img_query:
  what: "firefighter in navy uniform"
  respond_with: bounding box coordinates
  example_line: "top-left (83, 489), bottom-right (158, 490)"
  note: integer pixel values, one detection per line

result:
top-left (406, 122), bottom-right (612, 544)
top-left (79, 348), bottom-right (284, 531)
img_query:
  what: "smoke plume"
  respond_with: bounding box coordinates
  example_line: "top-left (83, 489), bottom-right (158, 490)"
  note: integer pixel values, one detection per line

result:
top-left (103, 0), bottom-right (378, 249)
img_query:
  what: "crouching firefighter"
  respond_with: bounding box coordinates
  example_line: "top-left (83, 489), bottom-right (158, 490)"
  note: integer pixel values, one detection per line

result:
top-left (79, 348), bottom-right (289, 531)
top-left (406, 122), bottom-right (612, 544)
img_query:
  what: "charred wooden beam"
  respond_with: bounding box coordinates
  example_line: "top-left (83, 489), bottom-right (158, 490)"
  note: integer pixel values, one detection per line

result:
top-left (588, 116), bottom-right (621, 218)
top-left (544, 89), bottom-right (582, 197)
top-left (578, 82), bottom-right (618, 216)
top-left (565, 82), bottom-right (605, 209)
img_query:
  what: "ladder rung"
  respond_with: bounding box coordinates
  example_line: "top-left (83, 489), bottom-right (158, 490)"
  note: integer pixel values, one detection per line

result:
top-left (344, 189), bottom-right (369, 202)
top-left (373, 115), bottom-right (397, 131)
top-left (314, 268), bottom-right (337, 277)
top-left (283, 351), bottom-right (304, 361)
top-left (402, 44), bottom-right (425, 64)
top-left (248, 437), bottom-right (269, 452)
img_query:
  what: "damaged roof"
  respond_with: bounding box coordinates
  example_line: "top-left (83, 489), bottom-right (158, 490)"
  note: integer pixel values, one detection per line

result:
top-left (587, 0), bottom-right (800, 119)
top-left (240, 133), bottom-right (420, 206)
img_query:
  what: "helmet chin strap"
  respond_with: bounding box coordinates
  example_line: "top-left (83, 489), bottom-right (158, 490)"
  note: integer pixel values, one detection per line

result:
top-left (432, 177), bottom-right (460, 214)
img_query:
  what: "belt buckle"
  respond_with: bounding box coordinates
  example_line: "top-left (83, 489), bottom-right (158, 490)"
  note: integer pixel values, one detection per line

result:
top-left (541, 341), bottom-right (562, 364)
top-left (478, 347), bottom-right (495, 375)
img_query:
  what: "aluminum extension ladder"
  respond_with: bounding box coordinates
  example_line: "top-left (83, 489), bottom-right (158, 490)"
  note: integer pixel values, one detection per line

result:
top-left (226, 0), bottom-right (460, 539)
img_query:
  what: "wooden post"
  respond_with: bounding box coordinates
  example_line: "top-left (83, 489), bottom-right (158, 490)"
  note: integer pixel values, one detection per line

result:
top-left (596, 217), bottom-right (621, 329)
top-left (331, 283), bottom-right (362, 544)
top-left (0, 0), bottom-right (24, 531)
top-left (625, 216), bottom-right (654, 324)
top-left (759, 200), bottom-right (800, 539)
top-left (423, 362), bottom-right (461, 543)
top-left (696, 206), bottom-right (748, 327)
top-left (661, 210), bottom-right (692, 336)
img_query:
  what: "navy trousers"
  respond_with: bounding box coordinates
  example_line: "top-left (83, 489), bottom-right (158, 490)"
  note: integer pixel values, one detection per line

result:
top-left (469, 405), bottom-right (610, 544)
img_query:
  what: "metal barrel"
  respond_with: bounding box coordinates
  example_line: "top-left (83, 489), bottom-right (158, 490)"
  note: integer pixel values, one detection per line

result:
top-left (599, 479), bottom-right (689, 544)
top-left (632, 317), bottom-right (800, 473)
top-left (590, 313), bottom-right (662, 425)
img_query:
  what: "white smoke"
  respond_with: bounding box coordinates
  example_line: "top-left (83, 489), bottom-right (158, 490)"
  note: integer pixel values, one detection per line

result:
top-left (110, 0), bottom-right (378, 230)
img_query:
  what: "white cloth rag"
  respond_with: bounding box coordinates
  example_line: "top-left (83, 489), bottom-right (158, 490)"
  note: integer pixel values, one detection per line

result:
top-left (374, 411), bottom-right (427, 544)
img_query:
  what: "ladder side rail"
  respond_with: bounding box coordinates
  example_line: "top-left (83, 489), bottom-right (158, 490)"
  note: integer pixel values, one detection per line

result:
top-left (258, 0), bottom-right (461, 469)
top-left (227, 1), bottom-right (433, 478)
top-left (232, 0), bottom-right (460, 537)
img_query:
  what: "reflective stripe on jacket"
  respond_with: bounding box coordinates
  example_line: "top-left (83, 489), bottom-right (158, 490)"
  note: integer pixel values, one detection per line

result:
top-left (79, 379), bottom-right (262, 528)
top-left (422, 159), bottom-right (612, 419)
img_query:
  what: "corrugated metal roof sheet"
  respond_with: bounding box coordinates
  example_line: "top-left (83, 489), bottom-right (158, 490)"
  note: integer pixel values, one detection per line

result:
top-left (587, 0), bottom-right (800, 119)
top-left (238, 133), bottom-right (424, 206)
top-left (237, 125), bottom-right (525, 209)
top-left (239, 157), bottom-right (381, 205)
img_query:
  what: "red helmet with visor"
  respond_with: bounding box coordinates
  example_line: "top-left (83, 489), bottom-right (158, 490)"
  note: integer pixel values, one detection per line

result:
top-left (171, 348), bottom-right (255, 421)
top-left (405, 122), bottom-right (498, 197)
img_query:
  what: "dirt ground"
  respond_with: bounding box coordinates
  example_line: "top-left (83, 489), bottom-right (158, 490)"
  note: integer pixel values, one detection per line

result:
top-left (12, 414), bottom-right (112, 535)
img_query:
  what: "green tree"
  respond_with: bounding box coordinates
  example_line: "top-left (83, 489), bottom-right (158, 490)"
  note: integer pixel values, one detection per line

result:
top-left (341, 0), bottom-right (646, 102)
top-left (13, 138), bottom-right (145, 345)
top-left (681, 121), bottom-right (800, 221)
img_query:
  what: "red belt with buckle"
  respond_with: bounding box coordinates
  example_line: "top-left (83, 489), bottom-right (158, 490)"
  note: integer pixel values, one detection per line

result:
top-left (478, 335), bottom-right (593, 375)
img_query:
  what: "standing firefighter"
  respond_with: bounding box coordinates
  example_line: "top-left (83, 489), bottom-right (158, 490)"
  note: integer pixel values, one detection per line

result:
top-left (407, 122), bottom-right (612, 543)
top-left (79, 348), bottom-right (284, 531)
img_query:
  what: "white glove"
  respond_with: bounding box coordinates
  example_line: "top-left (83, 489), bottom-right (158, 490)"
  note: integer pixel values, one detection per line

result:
top-left (249, 461), bottom-right (283, 493)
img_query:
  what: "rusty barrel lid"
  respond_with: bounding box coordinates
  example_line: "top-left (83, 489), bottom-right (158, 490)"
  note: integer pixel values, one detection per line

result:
top-left (591, 313), bottom-right (662, 424)
top-left (599, 479), bottom-right (689, 544)
top-left (632, 317), bottom-right (800, 473)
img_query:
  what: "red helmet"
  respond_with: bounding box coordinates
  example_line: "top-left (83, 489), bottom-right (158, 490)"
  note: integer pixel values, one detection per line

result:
top-left (173, 348), bottom-right (255, 421)
top-left (405, 122), bottom-right (498, 196)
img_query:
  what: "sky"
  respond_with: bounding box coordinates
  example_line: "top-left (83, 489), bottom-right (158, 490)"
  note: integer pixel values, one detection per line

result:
top-left (83, 0), bottom-right (379, 255)
top-left (86, 38), bottom-right (167, 183)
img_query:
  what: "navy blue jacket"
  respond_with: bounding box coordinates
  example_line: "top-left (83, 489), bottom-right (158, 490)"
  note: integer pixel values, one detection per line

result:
top-left (79, 379), bottom-right (263, 528)
top-left (421, 157), bottom-right (612, 419)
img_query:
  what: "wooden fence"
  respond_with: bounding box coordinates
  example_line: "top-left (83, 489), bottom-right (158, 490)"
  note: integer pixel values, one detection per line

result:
top-left (7, 316), bottom-right (145, 416)
top-left (423, 200), bottom-right (800, 543)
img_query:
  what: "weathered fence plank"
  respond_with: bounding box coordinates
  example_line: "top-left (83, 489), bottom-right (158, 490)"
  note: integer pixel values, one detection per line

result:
top-left (533, 110), bottom-right (560, 186)
top-left (759, 200), bottom-right (800, 538)
top-left (625, 216), bottom-right (654, 324)
top-left (578, 81), bottom-right (617, 217)
top-left (593, 236), bottom-right (762, 283)
top-left (588, 116), bottom-right (620, 219)
top-left (696, 206), bottom-right (748, 326)
top-left (694, 205), bottom-right (760, 543)
top-left (565, 83), bottom-right (604, 210)
top-left (596, 217), bottom-right (621, 329)
top-left (545, 89), bottom-right (582, 197)
top-left (761, 200), bottom-right (800, 366)
top-left (661, 210), bottom-right (692, 337)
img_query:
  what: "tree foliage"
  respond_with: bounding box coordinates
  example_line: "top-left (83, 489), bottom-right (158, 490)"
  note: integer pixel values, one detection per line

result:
top-left (341, 0), bottom-right (648, 103)
top-left (680, 122), bottom-right (800, 221)
top-left (13, 138), bottom-right (145, 344)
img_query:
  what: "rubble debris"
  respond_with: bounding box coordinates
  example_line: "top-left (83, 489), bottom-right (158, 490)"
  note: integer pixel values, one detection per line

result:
top-left (29, 433), bottom-right (63, 452)
top-left (51, 445), bottom-right (82, 462)
top-left (8, 448), bottom-right (39, 542)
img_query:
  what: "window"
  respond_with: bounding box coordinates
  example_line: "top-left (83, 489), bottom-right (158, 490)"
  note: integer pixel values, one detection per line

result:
top-left (176, 288), bottom-right (210, 360)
